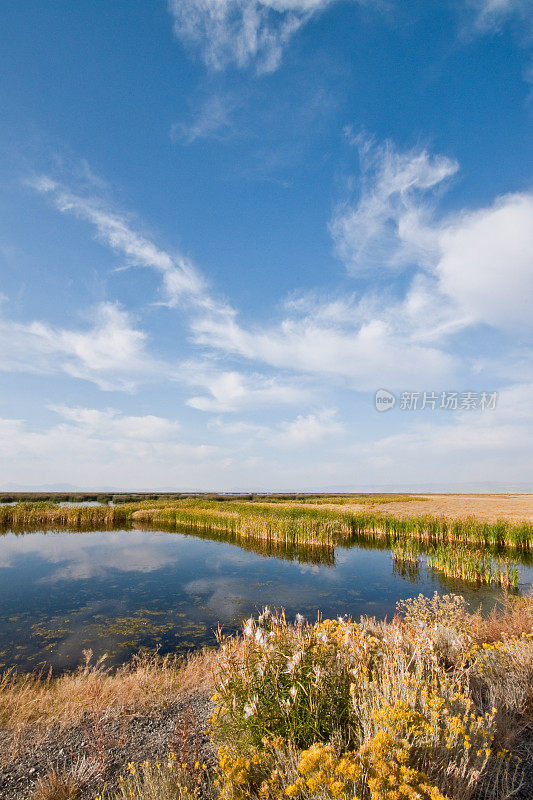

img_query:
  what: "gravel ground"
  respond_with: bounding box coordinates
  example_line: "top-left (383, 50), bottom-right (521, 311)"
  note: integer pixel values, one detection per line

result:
top-left (1, 693), bottom-right (531, 800)
top-left (0, 692), bottom-right (215, 800)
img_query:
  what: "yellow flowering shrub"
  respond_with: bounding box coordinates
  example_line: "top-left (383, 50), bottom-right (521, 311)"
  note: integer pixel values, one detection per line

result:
top-left (467, 632), bottom-right (533, 737)
top-left (112, 753), bottom-right (212, 800)
top-left (211, 597), bottom-right (530, 800)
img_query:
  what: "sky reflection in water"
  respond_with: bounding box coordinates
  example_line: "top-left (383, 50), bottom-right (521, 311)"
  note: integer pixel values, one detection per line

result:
top-left (0, 528), bottom-right (531, 671)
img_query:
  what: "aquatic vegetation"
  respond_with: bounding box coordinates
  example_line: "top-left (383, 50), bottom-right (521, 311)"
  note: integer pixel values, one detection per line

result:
top-left (391, 541), bottom-right (421, 582)
top-left (427, 547), bottom-right (519, 589)
top-left (1, 500), bottom-right (531, 557)
top-left (0, 501), bottom-right (130, 530)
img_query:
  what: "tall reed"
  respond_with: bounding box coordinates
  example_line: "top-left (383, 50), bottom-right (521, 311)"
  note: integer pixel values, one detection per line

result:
top-left (1, 500), bottom-right (531, 556)
top-left (427, 546), bottom-right (519, 589)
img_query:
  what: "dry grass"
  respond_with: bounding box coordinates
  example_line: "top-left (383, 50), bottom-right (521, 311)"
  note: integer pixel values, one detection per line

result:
top-left (29, 758), bottom-right (103, 800)
top-left (472, 592), bottom-right (533, 643)
top-left (0, 648), bottom-right (217, 735)
top-left (30, 769), bottom-right (81, 800)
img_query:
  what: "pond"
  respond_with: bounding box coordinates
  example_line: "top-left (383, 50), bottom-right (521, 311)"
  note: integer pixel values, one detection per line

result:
top-left (0, 527), bottom-right (531, 672)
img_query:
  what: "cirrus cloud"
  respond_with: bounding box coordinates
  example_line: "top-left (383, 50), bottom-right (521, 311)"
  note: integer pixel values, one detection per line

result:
top-left (168, 0), bottom-right (355, 73)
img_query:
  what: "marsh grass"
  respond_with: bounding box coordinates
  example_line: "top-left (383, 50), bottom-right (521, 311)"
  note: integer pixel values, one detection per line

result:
top-left (130, 501), bottom-right (533, 554)
top-left (1, 500), bottom-right (531, 555)
top-left (427, 546), bottom-right (519, 589)
top-left (391, 541), bottom-right (421, 582)
top-left (0, 501), bottom-right (129, 530)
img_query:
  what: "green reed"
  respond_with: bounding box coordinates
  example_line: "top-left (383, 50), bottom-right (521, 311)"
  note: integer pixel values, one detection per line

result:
top-left (1, 500), bottom-right (531, 557)
top-left (0, 501), bottom-right (130, 530)
top-left (426, 545), bottom-right (519, 589)
top-left (349, 511), bottom-right (532, 551)
top-left (391, 540), bottom-right (422, 582)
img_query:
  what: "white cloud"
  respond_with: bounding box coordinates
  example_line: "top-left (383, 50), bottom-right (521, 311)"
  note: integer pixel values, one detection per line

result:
top-left (436, 193), bottom-right (533, 331)
top-left (168, 0), bottom-right (344, 73)
top-left (184, 363), bottom-right (310, 411)
top-left (0, 302), bottom-right (161, 391)
top-left (30, 176), bottom-right (209, 307)
top-left (330, 135), bottom-right (458, 274)
top-left (49, 405), bottom-right (182, 440)
top-left (191, 304), bottom-right (456, 390)
top-left (172, 94), bottom-right (236, 144)
top-left (276, 408), bottom-right (343, 445)
top-left (30, 171), bottom-right (457, 394)
top-left (26, 148), bottom-right (533, 409)
top-left (0, 406), bottom-right (219, 489)
top-left (331, 138), bottom-right (533, 335)
top-left (210, 407), bottom-right (344, 447)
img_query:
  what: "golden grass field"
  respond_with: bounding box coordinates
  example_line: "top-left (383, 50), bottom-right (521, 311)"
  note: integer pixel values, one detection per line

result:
top-left (297, 494), bottom-right (533, 523)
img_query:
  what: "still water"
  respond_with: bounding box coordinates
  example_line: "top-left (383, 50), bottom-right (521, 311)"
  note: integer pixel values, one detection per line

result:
top-left (0, 527), bottom-right (531, 671)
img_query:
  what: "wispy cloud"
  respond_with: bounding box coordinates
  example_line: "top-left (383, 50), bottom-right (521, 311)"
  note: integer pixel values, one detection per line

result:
top-left (168, 0), bottom-right (347, 73)
top-left (0, 301), bottom-right (161, 391)
top-left (26, 142), bottom-right (533, 405)
top-left (469, 0), bottom-right (532, 32)
top-left (330, 134), bottom-right (459, 274)
top-left (191, 305), bottom-right (457, 390)
top-left (172, 93), bottom-right (236, 144)
top-left (30, 176), bottom-right (209, 307)
top-left (183, 362), bottom-right (310, 411)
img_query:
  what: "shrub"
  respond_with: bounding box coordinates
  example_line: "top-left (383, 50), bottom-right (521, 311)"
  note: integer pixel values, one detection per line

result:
top-left (212, 600), bottom-right (527, 800)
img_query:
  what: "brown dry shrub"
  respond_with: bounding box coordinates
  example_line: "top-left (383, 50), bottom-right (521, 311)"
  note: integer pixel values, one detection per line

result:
top-left (472, 592), bottom-right (533, 644)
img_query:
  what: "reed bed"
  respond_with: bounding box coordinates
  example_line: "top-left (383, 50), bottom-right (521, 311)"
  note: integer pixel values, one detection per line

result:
top-left (427, 547), bottom-right (519, 589)
top-left (131, 502), bottom-right (351, 547)
top-left (132, 502), bottom-right (533, 553)
top-left (136, 520), bottom-right (336, 567)
top-left (0, 501), bottom-right (130, 530)
top-left (1, 500), bottom-right (531, 556)
top-left (349, 511), bottom-right (533, 551)
top-left (390, 540), bottom-right (520, 590)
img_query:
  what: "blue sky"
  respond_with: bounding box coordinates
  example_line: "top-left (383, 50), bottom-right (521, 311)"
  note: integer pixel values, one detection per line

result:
top-left (0, 0), bottom-right (532, 491)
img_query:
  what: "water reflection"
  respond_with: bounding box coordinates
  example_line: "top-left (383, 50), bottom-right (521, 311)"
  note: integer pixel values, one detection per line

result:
top-left (0, 527), bottom-right (531, 672)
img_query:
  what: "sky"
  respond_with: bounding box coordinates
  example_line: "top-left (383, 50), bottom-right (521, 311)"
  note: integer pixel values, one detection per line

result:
top-left (0, 0), bottom-right (532, 491)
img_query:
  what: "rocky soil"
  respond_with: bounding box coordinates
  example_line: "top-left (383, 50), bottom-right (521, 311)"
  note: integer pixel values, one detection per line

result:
top-left (0, 692), bottom-right (215, 800)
